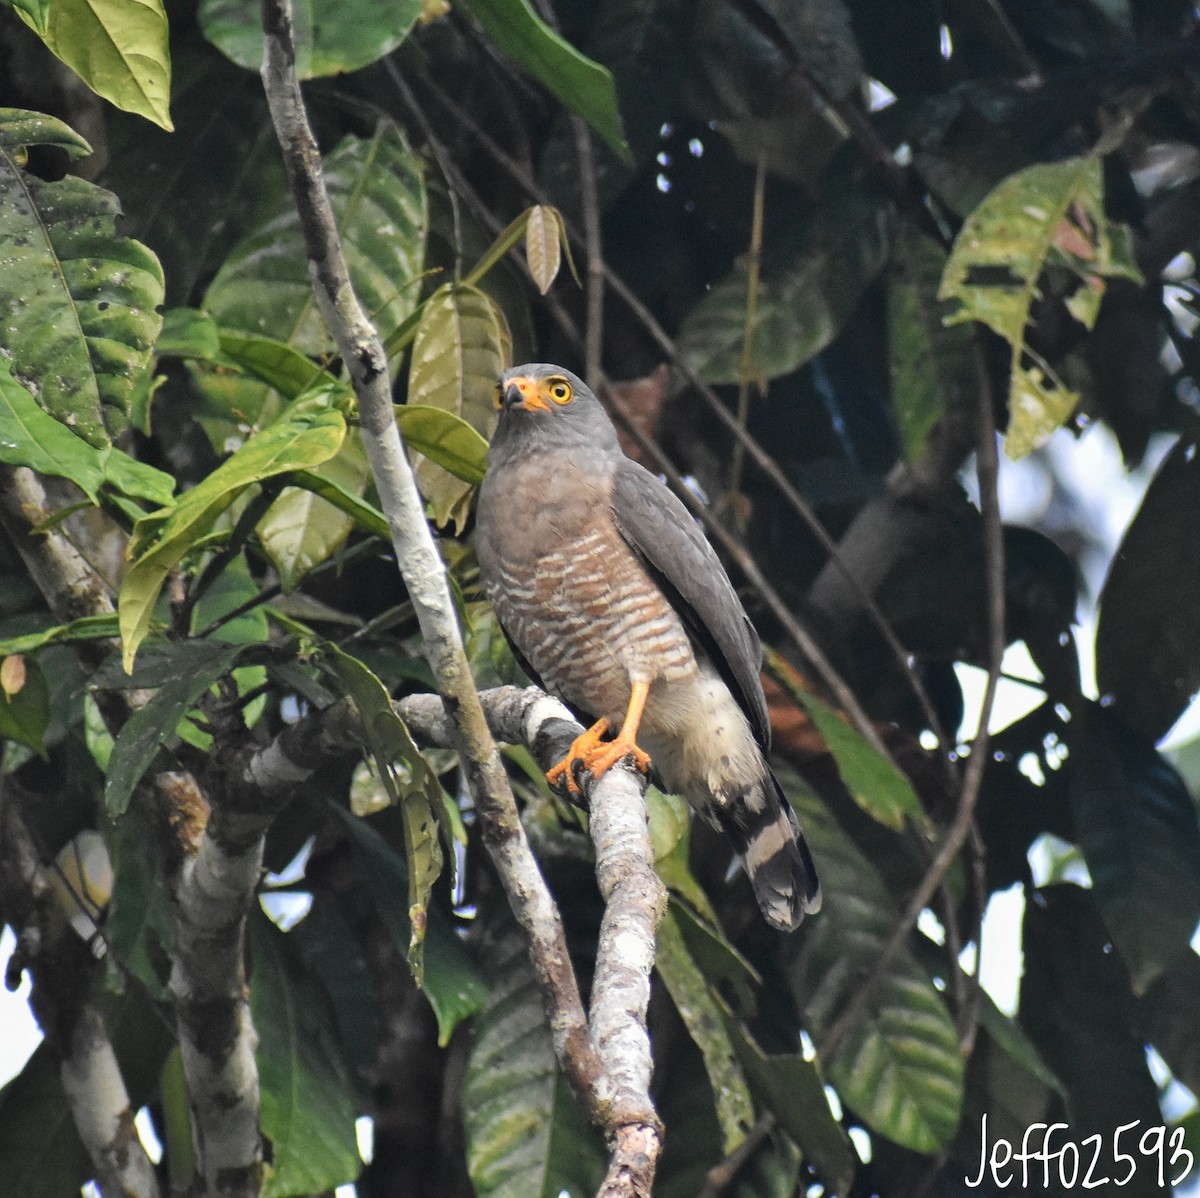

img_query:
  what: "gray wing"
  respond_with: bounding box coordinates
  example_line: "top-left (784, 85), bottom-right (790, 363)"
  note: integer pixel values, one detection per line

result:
top-left (609, 458), bottom-right (771, 747)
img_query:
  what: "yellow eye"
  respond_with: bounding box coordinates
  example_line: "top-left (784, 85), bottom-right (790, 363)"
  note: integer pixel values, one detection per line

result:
top-left (548, 380), bottom-right (572, 404)
top-left (494, 384), bottom-right (504, 409)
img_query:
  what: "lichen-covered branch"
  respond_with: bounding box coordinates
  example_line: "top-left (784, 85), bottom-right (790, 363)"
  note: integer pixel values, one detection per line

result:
top-left (0, 793), bottom-right (161, 1198)
top-left (397, 686), bottom-right (664, 1194)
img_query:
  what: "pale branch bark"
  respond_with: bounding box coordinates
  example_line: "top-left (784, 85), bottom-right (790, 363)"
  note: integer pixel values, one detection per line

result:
top-left (396, 687), bottom-right (664, 1192)
top-left (0, 793), bottom-right (161, 1198)
top-left (258, 3), bottom-right (639, 1174)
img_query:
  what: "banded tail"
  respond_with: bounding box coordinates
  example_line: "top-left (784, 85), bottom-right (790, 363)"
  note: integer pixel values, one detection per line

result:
top-left (714, 769), bottom-right (821, 931)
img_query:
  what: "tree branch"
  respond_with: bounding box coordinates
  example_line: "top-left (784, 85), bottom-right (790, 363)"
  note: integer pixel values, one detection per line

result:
top-left (0, 791), bottom-right (161, 1198)
top-left (396, 685), bottom-right (664, 1193)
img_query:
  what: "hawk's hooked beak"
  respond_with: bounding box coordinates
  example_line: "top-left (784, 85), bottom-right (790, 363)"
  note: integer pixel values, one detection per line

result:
top-left (502, 376), bottom-right (552, 413)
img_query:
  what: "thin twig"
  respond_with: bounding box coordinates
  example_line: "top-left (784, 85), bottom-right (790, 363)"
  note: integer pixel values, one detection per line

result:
top-left (571, 113), bottom-right (605, 387)
top-left (698, 1114), bottom-right (776, 1198)
top-left (819, 346), bottom-right (1004, 1062)
top-left (729, 155), bottom-right (767, 504)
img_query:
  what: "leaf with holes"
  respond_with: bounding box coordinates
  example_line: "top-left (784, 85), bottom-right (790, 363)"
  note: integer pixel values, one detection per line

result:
top-left (249, 915), bottom-right (361, 1198)
top-left (408, 283), bottom-right (510, 531)
top-left (463, 921), bottom-right (607, 1198)
top-left (1070, 703), bottom-right (1200, 993)
top-left (197, 125), bottom-right (426, 440)
top-left (0, 108), bottom-right (165, 447)
top-left (939, 155), bottom-right (1142, 459)
top-left (14, 0), bottom-right (171, 130)
top-left (782, 773), bottom-right (963, 1153)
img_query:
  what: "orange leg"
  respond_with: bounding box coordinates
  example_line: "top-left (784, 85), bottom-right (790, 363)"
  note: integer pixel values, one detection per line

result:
top-left (545, 681), bottom-right (653, 794)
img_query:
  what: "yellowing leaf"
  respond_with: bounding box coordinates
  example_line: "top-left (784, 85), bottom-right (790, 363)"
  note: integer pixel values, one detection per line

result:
top-left (407, 283), bottom-right (510, 531)
top-left (15, 0), bottom-right (172, 130)
top-left (524, 205), bottom-right (562, 294)
top-left (118, 391), bottom-right (346, 670)
top-left (939, 155), bottom-right (1142, 459)
top-left (1, 655), bottom-right (26, 698)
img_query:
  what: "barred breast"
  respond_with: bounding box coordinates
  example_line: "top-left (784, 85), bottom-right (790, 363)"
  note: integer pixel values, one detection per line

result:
top-left (476, 452), bottom-right (698, 727)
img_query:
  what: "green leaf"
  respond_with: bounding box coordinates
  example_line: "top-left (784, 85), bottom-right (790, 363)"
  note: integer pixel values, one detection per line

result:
top-left (888, 222), bottom-right (976, 463)
top-left (249, 914), bottom-right (361, 1198)
top-left (655, 907), bottom-right (755, 1154)
top-left (647, 788), bottom-right (716, 920)
top-left (0, 1044), bottom-right (90, 1198)
top-left (0, 653), bottom-right (49, 754)
top-left (201, 0), bottom-right (422, 78)
top-left (203, 124), bottom-right (426, 374)
top-left (118, 390), bottom-right (346, 669)
top-left (259, 431), bottom-right (370, 591)
top-left (677, 187), bottom-right (892, 384)
top-left (0, 613), bottom-right (119, 656)
top-left (103, 62), bottom-right (283, 307)
top-left (459, 0), bottom-right (630, 161)
top-left (290, 468), bottom-right (389, 540)
top-left (1096, 435), bottom-right (1200, 742)
top-left (397, 404), bottom-right (490, 487)
top-left (288, 902), bottom-right (381, 1098)
top-left (0, 360), bottom-right (105, 501)
top-left (725, 1019), bottom-right (857, 1193)
top-left (217, 330), bottom-right (346, 400)
top-left (105, 796), bottom-right (174, 998)
top-left (463, 921), bottom-right (607, 1198)
top-left (319, 646), bottom-right (444, 983)
top-left (99, 447), bottom-right (176, 506)
top-left (782, 775), bottom-right (963, 1153)
top-left (938, 154), bottom-right (1142, 459)
top-left (103, 641), bottom-right (244, 816)
top-left (0, 358), bottom-right (175, 507)
top-left (766, 651), bottom-right (927, 831)
top-left (0, 108), bottom-right (165, 447)
top-left (1069, 703), bottom-right (1200, 993)
top-left (14, 0), bottom-right (172, 130)
top-left (329, 802), bottom-right (487, 1043)
top-left (407, 283), bottom-right (509, 531)
top-left (156, 308), bottom-right (222, 359)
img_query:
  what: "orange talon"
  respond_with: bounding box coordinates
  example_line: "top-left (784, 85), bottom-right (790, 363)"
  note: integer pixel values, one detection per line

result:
top-left (547, 717), bottom-right (611, 794)
top-left (545, 681), bottom-right (653, 794)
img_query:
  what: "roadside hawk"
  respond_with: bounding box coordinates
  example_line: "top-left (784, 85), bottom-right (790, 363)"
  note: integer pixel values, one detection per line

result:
top-left (476, 363), bottom-right (821, 930)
